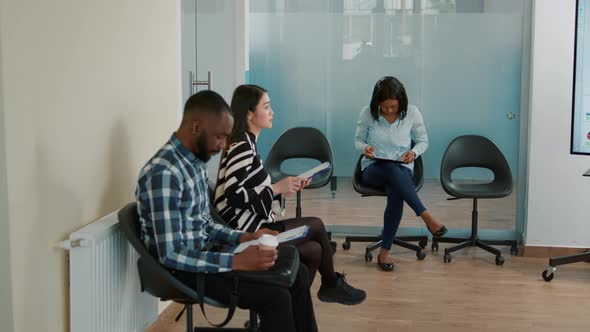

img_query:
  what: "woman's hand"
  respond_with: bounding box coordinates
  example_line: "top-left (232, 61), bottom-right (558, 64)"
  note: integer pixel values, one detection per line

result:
top-left (301, 178), bottom-right (312, 189)
top-left (240, 228), bottom-right (279, 243)
top-left (272, 176), bottom-right (306, 196)
top-left (363, 145), bottom-right (375, 159)
top-left (401, 150), bottom-right (416, 164)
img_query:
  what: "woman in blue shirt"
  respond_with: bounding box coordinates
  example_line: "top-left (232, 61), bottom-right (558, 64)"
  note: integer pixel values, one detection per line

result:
top-left (354, 76), bottom-right (447, 271)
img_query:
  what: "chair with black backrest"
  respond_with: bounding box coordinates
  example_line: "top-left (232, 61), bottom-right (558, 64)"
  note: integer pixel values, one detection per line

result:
top-left (265, 127), bottom-right (335, 218)
top-left (264, 127), bottom-right (337, 249)
top-left (341, 154), bottom-right (429, 262)
top-left (118, 202), bottom-right (258, 332)
top-left (432, 135), bottom-right (518, 265)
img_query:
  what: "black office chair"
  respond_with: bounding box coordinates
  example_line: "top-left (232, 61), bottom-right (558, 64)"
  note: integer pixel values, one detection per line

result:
top-left (118, 202), bottom-right (258, 332)
top-left (264, 127), bottom-right (335, 218)
top-left (342, 154), bottom-right (428, 262)
top-left (542, 249), bottom-right (590, 281)
top-left (432, 135), bottom-right (518, 266)
top-left (264, 127), bottom-right (338, 250)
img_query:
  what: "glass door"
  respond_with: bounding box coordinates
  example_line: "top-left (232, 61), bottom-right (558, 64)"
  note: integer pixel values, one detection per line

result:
top-left (181, 0), bottom-right (246, 174)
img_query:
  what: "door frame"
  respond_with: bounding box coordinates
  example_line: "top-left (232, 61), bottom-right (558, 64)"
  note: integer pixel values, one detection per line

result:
top-left (176, 0), bottom-right (247, 110)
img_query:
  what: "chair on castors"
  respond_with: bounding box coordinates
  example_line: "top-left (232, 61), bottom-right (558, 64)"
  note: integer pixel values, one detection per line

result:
top-left (118, 202), bottom-right (259, 332)
top-left (432, 135), bottom-right (518, 266)
top-left (341, 154), bottom-right (428, 262)
top-left (264, 127), bottom-right (335, 218)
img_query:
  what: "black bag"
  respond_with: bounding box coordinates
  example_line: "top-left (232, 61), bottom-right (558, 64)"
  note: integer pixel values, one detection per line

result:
top-left (196, 245), bottom-right (300, 328)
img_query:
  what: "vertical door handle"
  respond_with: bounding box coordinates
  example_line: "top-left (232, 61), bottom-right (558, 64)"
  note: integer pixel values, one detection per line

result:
top-left (189, 70), bottom-right (213, 94)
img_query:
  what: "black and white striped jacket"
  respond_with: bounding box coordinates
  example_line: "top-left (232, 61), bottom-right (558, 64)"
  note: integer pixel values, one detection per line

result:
top-left (214, 131), bottom-right (278, 232)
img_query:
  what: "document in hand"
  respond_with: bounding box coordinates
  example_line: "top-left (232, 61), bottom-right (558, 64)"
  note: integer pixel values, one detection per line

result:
top-left (232, 225), bottom-right (310, 254)
top-left (297, 162), bottom-right (331, 180)
top-left (372, 155), bottom-right (404, 164)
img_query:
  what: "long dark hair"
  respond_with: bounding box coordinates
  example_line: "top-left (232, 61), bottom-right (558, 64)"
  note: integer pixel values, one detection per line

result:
top-left (227, 84), bottom-right (268, 146)
top-left (369, 76), bottom-right (408, 121)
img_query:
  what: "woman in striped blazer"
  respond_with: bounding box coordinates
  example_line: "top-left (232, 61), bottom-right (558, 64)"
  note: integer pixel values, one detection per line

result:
top-left (214, 84), bottom-right (366, 306)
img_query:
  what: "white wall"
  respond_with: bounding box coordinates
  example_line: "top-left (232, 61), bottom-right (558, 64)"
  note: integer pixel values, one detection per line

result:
top-left (0, 2), bottom-right (14, 329)
top-left (0, 1), bottom-right (180, 331)
top-left (526, 0), bottom-right (590, 247)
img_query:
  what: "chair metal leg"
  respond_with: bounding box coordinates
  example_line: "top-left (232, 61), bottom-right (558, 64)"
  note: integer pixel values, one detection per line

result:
top-left (175, 306), bottom-right (186, 322)
top-left (296, 191), bottom-right (302, 218)
top-left (476, 240), bottom-right (502, 256)
top-left (330, 176), bottom-right (337, 198)
top-left (192, 308), bottom-right (257, 331)
top-left (433, 236), bottom-right (469, 244)
top-left (438, 198), bottom-right (515, 265)
top-left (392, 238), bottom-right (421, 252)
top-left (186, 305), bottom-right (193, 332)
top-left (548, 251), bottom-right (590, 267)
top-left (542, 251), bottom-right (590, 281)
top-left (248, 310), bottom-right (259, 331)
top-left (345, 234), bottom-right (427, 261)
top-left (444, 240), bottom-right (472, 254)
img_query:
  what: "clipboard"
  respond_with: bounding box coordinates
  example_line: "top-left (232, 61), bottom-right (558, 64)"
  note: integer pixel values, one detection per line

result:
top-left (232, 225), bottom-right (310, 254)
top-left (297, 162), bottom-right (331, 179)
top-left (372, 155), bottom-right (404, 164)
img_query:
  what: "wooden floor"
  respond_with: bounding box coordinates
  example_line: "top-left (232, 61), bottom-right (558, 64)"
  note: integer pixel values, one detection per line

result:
top-left (282, 177), bottom-right (516, 230)
top-left (147, 178), bottom-right (590, 331)
top-left (147, 241), bottom-right (590, 332)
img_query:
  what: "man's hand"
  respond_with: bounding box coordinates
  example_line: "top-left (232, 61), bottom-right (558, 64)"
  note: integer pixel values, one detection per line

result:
top-left (240, 228), bottom-right (279, 243)
top-left (363, 145), bottom-right (375, 159)
top-left (401, 150), bottom-right (416, 164)
top-left (232, 245), bottom-right (277, 271)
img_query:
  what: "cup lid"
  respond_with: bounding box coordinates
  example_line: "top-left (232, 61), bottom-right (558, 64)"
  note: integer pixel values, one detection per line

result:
top-left (258, 234), bottom-right (278, 247)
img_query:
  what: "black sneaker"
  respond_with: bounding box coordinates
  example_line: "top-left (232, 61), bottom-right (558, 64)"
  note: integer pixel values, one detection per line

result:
top-left (317, 273), bottom-right (366, 305)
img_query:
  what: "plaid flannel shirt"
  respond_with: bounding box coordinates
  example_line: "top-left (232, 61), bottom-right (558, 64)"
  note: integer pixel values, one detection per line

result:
top-left (135, 133), bottom-right (243, 273)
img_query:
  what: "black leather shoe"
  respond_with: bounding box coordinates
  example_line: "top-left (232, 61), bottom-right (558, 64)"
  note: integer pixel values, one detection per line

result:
top-left (377, 256), bottom-right (394, 271)
top-left (429, 225), bottom-right (448, 238)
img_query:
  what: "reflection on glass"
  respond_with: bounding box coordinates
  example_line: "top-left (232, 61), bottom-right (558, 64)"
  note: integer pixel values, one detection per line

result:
top-left (247, 0), bottom-right (527, 231)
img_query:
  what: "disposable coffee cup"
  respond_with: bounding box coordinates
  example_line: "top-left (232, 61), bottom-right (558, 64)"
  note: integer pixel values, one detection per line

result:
top-left (258, 234), bottom-right (278, 251)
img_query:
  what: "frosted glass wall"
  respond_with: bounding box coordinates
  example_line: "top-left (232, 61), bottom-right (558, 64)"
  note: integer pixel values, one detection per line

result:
top-left (248, 1), bottom-right (527, 180)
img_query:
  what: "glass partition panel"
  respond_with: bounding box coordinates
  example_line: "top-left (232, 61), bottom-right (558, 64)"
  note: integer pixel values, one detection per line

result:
top-left (247, 0), bottom-right (528, 234)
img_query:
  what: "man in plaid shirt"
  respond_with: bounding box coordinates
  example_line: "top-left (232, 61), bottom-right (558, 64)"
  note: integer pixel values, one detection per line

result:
top-left (136, 90), bottom-right (317, 332)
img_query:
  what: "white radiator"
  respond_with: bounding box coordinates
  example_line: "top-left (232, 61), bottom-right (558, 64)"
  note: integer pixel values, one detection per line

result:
top-left (67, 210), bottom-right (158, 332)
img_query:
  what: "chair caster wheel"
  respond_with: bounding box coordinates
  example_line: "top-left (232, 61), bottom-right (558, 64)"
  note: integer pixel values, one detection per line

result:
top-left (495, 256), bottom-right (504, 266)
top-left (432, 241), bottom-right (439, 252)
top-left (542, 267), bottom-right (555, 281)
top-left (419, 239), bottom-right (428, 249)
top-left (416, 250), bottom-right (426, 260)
top-left (342, 242), bottom-right (351, 250)
top-left (510, 245), bottom-right (518, 255)
top-left (443, 253), bottom-right (452, 263)
top-left (365, 252), bottom-right (373, 262)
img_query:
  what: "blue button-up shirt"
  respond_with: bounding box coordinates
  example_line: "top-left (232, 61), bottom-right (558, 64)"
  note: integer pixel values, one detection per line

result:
top-left (354, 105), bottom-right (429, 172)
top-left (135, 133), bottom-right (243, 273)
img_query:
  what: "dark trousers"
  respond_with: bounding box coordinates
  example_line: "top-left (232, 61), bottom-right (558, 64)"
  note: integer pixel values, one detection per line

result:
top-left (262, 217), bottom-right (336, 286)
top-left (175, 264), bottom-right (318, 332)
top-left (362, 160), bottom-right (427, 250)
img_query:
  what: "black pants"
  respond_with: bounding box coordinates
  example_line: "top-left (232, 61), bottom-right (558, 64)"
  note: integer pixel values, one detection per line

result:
top-left (175, 264), bottom-right (318, 332)
top-left (262, 217), bottom-right (336, 286)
